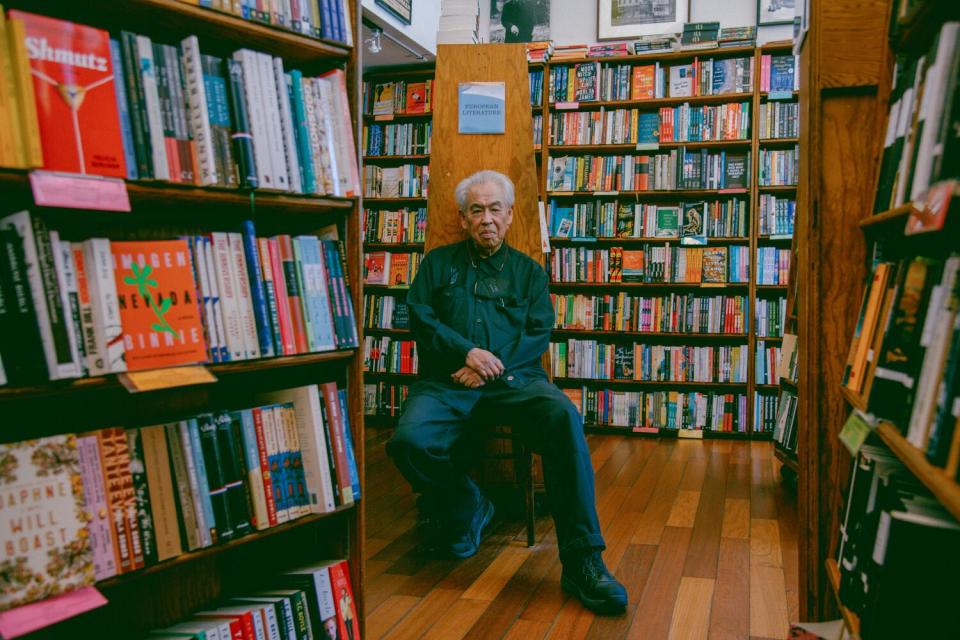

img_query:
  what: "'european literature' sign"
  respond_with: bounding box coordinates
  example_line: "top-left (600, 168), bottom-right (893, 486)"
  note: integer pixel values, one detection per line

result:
top-left (458, 82), bottom-right (506, 134)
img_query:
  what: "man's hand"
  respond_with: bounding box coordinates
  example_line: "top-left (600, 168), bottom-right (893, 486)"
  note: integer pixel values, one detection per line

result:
top-left (510, 24), bottom-right (520, 35)
top-left (466, 348), bottom-right (504, 381)
top-left (451, 366), bottom-right (486, 388)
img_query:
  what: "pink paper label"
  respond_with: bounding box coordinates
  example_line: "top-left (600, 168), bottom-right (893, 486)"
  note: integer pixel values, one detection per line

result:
top-left (30, 171), bottom-right (131, 212)
top-left (718, 188), bottom-right (748, 194)
top-left (633, 427), bottom-right (659, 434)
top-left (555, 101), bottom-right (580, 110)
top-left (0, 587), bottom-right (107, 638)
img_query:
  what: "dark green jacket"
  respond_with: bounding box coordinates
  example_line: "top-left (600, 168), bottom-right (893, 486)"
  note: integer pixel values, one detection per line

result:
top-left (407, 240), bottom-right (552, 389)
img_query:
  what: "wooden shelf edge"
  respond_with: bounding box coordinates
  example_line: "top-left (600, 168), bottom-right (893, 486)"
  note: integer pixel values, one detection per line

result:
top-left (874, 422), bottom-right (960, 523)
top-left (773, 443), bottom-right (799, 471)
top-left (825, 558), bottom-right (862, 638)
top-left (362, 155), bottom-right (431, 161)
top-left (859, 204), bottom-right (912, 231)
top-left (97, 504), bottom-right (356, 589)
top-left (839, 385), bottom-right (867, 412)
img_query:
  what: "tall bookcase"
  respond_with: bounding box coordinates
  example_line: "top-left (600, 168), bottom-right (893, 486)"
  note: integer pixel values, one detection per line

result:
top-left (362, 43), bottom-right (798, 441)
top-left (0, 0), bottom-right (366, 635)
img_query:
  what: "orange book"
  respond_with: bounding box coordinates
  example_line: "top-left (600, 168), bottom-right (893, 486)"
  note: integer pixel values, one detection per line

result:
top-left (846, 262), bottom-right (893, 393)
top-left (405, 82), bottom-right (427, 114)
top-left (631, 65), bottom-right (656, 100)
top-left (111, 239), bottom-right (207, 371)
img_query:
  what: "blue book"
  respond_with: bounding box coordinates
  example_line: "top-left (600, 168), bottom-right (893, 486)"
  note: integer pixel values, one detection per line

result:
top-left (637, 113), bottom-right (660, 145)
top-left (330, 0), bottom-right (344, 43)
top-left (187, 418), bottom-right (219, 544)
top-left (770, 56), bottom-right (796, 93)
top-left (109, 39), bottom-right (138, 180)
top-left (319, 0), bottom-right (335, 40)
top-left (338, 389), bottom-right (362, 500)
top-left (288, 71), bottom-right (317, 194)
top-left (322, 240), bottom-right (359, 348)
top-left (237, 408), bottom-right (270, 529)
top-left (241, 220), bottom-right (276, 358)
top-left (296, 236), bottom-right (337, 351)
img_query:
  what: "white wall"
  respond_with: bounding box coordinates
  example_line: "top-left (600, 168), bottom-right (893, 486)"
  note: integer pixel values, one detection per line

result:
top-left (362, 0), bottom-right (441, 56)
top-left (480, 0), bottom-right (794, 47)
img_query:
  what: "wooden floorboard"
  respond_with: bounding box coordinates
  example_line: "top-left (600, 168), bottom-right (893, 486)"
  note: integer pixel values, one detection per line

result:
top-left (365, 431), bottom-right (798, 640)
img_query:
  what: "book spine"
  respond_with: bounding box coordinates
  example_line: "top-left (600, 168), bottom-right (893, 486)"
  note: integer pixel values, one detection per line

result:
top-left (256, 52), bottom-right (290, 191)
top-left (165, 422), bottom-right (202, 551)
top-left (84, 238), bottom-right (127, 374)
top-left (45, 229), bottom-right (83, 378)
top-left (234, 49), bottom-right (273, 188)
top-left (241, 221), bottom-right (275, 358)
top-left (291, 237), bottom-right (319, 351)
top-left (120, 31), bottom-right (153, 178)
top-left (278, 235), bottom-right (309, 353)
top-left (109, 39), bottom-right (138, 180)
top-left (57, 239), bottom-right (86, 377)
top-left (272, 58), bottom-right (303, 193)
top-left (152, 43), bottom-right (181, 183)
top-left (178, 421), bottom-right (212, 548)
top-left (98, 427), bottom-right (144, 571)
top-left (258, 237), bottom-right (284, 356)
top-left (187, 418), bottom-right (219, 545)
top-left (140, 425), bottom-right (183, 561)
top-left (136, 35), bottom-right (171, 180)
top-left (262, 405), bottom-right (290, 522)
top-left (125, 428), bottom-right (157, 566)
top-left (338, 389), bottom-right (361, 500)
top-left (288, 71), bottom-right (317, 194)
top-left (189, 236), bottom-right (219, 363)
top-left (301, 76), bottom-right (331, 194)
top-left (268, 238), bottom-right (295, 355)
top-left (229, 231), bottom-right (261, 359)
top-left (211, 231), bottom-right (245, 361)
top-left (225, 58), bottom-right (259, 188)
top-left (303, 236), bottom-right (337, 350)
top-left (238, 409), bottom-right (270, 530)
top-left (71, 244), bottom-right (99, 376)
top-left (221, 412), bottom-right (254, 536)
top-left (281, 404), bottom-right (309, 517)
top-left (76, 433), bottom-right (119, 580)
top-left (181, 35), bottom-right (219, 186)
top-left (202, 236), bottom-right (231, 362)
top-left (252, 407), bottom-right (280, 526)
top-left (198, 413), bottom-right (235, 541)
top-left (323, 240), bottom-right (358, 348)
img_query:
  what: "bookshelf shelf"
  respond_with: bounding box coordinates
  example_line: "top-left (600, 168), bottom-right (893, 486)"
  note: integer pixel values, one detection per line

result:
top-left (758, 185), bottom-right (798, 193)
top-left (548, 281), bottom-right (751, 290)
top-left (555, 377), bottom-right (748, 388)
top-left (362, 154), bottom-right (431, 162)
top-left (859, 204), bottom-right (913, 231)
top-left (97, 504), bottom-right (355, 590)
top-left (546, 140), bottom-right (751, 153)
top-left (551, 329), bottom-right (748, 339)
top-left (363, 112), bottom-right (433, 122)
top-left (759, 40), bottom-right (794, 52)
top-left (0, 169), bottom-right (357, 216)
top-left (362, 242), bottom-right (425, 251)
top-left (759, 137), bottom-right (800, 145)
top-left (549, 91), bottom-right (755, 111)
top-left (755, 383), bottom-right (780, 390)
top-left (757, 335), bottom-right (785, 341)
top-left (584, 424), bottom-right (756, 438)
top-left (549, 45), bottom-right (757, 66)
top-left (549, 235), bottom-right (750, 245)
top-left (756, 284), bottom-right (790, 290)
top-left (364, 283), bottom-right (411, 291)
top-left (547, 188), bottom-right (751, 198)
top-left (826, 558), bottom-right (862, 638)
top-left (364, 196), bottom-right (428, 204)
top-left (757, 234), bottom-right (795, 242)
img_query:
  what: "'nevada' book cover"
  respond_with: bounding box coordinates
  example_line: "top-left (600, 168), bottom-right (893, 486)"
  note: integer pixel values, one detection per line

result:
top-left (111, 240), bottom-right (207, 371)
top-left (9, 11), bottom-right (126, 177)
top-left (0, 435), bottom-right (94, 611)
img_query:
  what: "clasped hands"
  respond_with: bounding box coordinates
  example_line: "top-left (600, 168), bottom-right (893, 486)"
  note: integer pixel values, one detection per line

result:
top-left (451, 348), bottom-right (504, 388)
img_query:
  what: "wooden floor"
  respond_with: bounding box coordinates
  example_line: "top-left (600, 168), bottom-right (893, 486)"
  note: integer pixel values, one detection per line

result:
top-left (364, 431), bottom-right (799, 640)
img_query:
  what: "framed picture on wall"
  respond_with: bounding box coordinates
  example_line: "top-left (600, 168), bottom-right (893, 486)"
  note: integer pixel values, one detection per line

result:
top-left (757, 0), bottom-right (795, 26)
top-left (375, 0), bottom-right (412, 25)
top-left (597, 0), bottom-right (689, 41)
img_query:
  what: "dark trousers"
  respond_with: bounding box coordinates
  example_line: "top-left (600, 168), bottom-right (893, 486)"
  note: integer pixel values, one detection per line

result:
top-left (386, 377), bottom-right (605, 560)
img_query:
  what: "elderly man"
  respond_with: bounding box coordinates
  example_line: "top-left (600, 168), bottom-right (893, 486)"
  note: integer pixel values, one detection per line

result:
top-left (386, 170), bottom-right (628, 614)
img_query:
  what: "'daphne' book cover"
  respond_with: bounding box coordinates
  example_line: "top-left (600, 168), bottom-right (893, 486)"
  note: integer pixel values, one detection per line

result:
top-left (111, 240), bottom-right (207, 371)
top-left (9, 10), bottom-right (126, 177)
top-left (0, 434), bottom-right (94, 611)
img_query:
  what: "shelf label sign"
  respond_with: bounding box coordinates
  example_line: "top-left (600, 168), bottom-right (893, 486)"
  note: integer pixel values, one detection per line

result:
top-left (0, 587), bottom-right (107, 639)
top-left (118, 365), bottom-right (217, 393)
top-left (458, 82), bottom-right (506, 134)
top-left (839, 410), bottom-right (875, 456)
top-left (767, 90), bottom-right (793, 101)
top-left (30, 170), bottom-right (131, 212)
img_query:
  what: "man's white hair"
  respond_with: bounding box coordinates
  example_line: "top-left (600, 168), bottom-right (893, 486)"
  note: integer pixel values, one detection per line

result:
top-left (455, 170), bottom-right (515, 211)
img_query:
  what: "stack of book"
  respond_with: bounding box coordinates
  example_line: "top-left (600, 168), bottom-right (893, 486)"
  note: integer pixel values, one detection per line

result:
top-left (552, 44), bottom-right (591, 61)
top-left (363, 294), bottom-right (409, 329)
top-left (630, 34), bottom-right (679, 54)
top-left (364, 78), bottom-right (433, 117)
top-left (680, 21), bottom-right (720, 50)
top-left (0, 212), bottom-right (358, 385)
top-left (0, 10), bottom-right (360, 197)
top-left (363, 336), bottom-right (418, 374)
top-left (588, 42), bottom-right (630, 58)
top-left (551, 292), bottom-right (748, 334)
top-left (526, 41), bottom-right (554, 63)
top-left (363, 251), bottom-right (423, 286)
top-left (437, 0), bottom-right (480, 44)
top-left (363, 164), bottom-right (430, 198)
top-left (718, 26), bottom-right (757, 48)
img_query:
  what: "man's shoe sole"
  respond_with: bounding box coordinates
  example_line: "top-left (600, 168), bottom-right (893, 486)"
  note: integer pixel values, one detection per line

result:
top-left (560, 575), bottom-right (628, 615)
top-left (448, 499), bottom-right (495, 559)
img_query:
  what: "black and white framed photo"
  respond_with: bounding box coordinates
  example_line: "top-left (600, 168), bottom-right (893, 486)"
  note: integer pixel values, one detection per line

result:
top-left (375, 0), bottom-right (412, 25)
top-left (489, 0), bottom-right (550, 43)
top-left (597, 0), bottom-right (689, 41)
top-left (757, 0), bottom-right (795, 26)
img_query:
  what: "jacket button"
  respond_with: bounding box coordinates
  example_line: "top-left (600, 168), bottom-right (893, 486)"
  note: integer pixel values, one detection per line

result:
top-left (507, 375), bottom-right (514, 381)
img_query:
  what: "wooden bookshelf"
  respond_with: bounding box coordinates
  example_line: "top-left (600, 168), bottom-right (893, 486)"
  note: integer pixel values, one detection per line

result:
top-left (548, 235), bottom-right (750, 244)
top-left (554, 377), bottom-right (747, 389)
top-left (551, 329), bottom-right (748, 339)
top-left (363, 196), bottom-right (428, 203)
top-left (759, 137), bottom-right (801, 145)
top-left (0, 0), bottom-right (367, 635)
top-left (758, 185), bottom-right (798, 193)
top-left (549, 92), bottom-right (756, 112)
top-left (362, 154), bottom-right (431, 161)
top-left (546, 140), bottom-right (751, 153)
top-left (548, 281), bottom-right (751, 290)
top-left (362, 241), bottom-right (425, 250)
top-left (825, 558), bottom-right (862, 638)
top-left (774, 444), bottom-right (800, 472)
top-left (858, 203), bottom-right (913, 231)
top-left (547, 188), bottom-right (750, 198)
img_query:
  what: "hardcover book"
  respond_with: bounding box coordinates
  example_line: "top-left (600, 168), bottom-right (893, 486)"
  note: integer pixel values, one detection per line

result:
top-left (10, 11), bottom-right (126, 177)
top-left (655, 206), bottom-right (680, 238)
top-left (681, 202), bottom-right (708, 245)
top-left (111, 240), bottom-right (207, 371)
top-left (702, 247), bottom-right (728, 283)
top-left (0, 435), bottom-right (94, 611)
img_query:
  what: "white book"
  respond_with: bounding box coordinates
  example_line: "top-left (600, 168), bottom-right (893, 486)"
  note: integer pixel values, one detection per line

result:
top-left (301, 78), bottom-right (333, 194)
top-left (212, 606), bottom-right (266, 640)
top-left (233, 49), bottom-right (273, 188)
top-left (177, 421), bottom-right (212, 548)
top-left (894, 58), bottom-right (925, 206)
top-left (48, 230), bottom-right (84, 378)
top-left (229, 597), bottom-right (284, 640)
top-left (284, 561), bottom-right (338, 628)
top-left (191, 236), bottom-right (221, 363)
top-left (210, 232), bottom-right (244, 361)
top-left (272, 57), bottom-right (303, 194)
top-left (228, 232), bottom-right (260, 360)
top-left (181, 36), bottom-right (218, 186)
top-left (341, 0), bottom-right (355, 46)
top-left (136, 35), bottom-right (170, 181)
top-left (310, 78), bottom-right (341, 195)
top-left (263, 406), bottom-right (291, 522)
top-left (322, 70), bottom-right (361, 196)
top-left (202, 237), bottom-right (230, 362)
top-left (0, 211), bottom-right (80, 379)
top-left (256, 52), bottom-right (290, 191)
top-left (57, 239), bottom-right (86, 377)
top-left (82, 238), bottom-right (127, 374)
top-left (436, 29), bottom-right (480, 45)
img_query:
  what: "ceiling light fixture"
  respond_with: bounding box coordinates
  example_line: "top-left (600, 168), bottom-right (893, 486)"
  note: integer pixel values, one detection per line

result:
top-left (366, 28), bottom-right (383, 54)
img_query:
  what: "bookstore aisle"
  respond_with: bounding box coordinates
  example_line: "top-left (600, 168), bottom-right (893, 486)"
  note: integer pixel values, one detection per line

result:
top-left (365, 430), bottom-right (799, 640)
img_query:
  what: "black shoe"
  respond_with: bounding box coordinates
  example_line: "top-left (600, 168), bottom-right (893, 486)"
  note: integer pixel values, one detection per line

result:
top-left (561, 550), bottom-right (628, 615)
top-left (446, 497), bottom-right (495, 559)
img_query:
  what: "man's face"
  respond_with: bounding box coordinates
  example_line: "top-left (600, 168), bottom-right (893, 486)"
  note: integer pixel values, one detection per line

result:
top-left (460, 180), bottom-right (513, 255)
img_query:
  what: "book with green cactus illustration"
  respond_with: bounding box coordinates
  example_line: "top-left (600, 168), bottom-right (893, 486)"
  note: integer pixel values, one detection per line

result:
top-left (111, 240), bottom-right (207, 371)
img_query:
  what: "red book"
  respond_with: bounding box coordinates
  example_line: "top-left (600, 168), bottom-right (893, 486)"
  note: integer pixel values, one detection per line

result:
top-left (328, 560), bottom-right (360, 640)
top-left (10, 11), bottom-right (126, 177)
top-left (266, 238), bottom-right (295, 355)
top-left (194, 614), bottom-right (247, 640)
top-left (320, 382), bottom-right (354, 505)
top-left (276, 235), bottom-right (309, 354)
top-left (111, 240), bottom-right (207, 371)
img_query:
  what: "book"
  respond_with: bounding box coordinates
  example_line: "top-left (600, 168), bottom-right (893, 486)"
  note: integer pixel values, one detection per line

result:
top-left (0, 226), bottom-right (48, 384)
top-left (328, 560), bottom-right (360, 640)
top-left (724, 151), bottom-right (750, 189)
top-left (9, 11), bottom-right (126, 177)
top-left (0, 435), bottom-right (94, 611)
top-left (680, 202), bottom-right (708, 245)
top-left (669, 64), bottom-right (694, 98)
top-left (111, 239), bottom-right (207, 371)
top-left (702, 247), bottom-right (728, 283)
